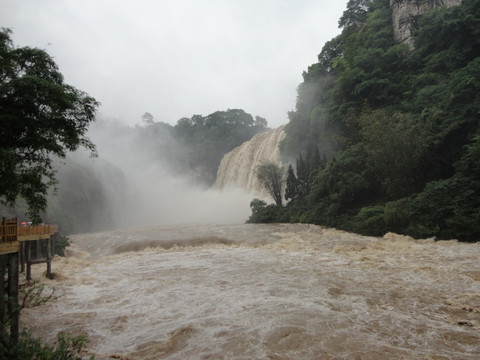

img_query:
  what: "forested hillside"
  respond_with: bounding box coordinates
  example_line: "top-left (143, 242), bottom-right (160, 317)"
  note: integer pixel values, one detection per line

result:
top-left (250, 0), bottom-right (480, 242)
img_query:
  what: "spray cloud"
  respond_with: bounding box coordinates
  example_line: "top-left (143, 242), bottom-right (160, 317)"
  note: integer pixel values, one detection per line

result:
top-left (53, 117), bottom-right (253, 232)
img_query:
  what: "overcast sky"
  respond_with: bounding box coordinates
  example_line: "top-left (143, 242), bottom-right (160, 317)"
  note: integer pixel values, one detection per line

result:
top-left (1, 0), bottom-right (346, 128)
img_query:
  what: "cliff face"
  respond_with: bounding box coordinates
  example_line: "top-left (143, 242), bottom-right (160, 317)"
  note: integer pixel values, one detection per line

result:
top-left (390, 0), bottom-right (462, 49)
top-left (214, 126), bottom-right (285, 195)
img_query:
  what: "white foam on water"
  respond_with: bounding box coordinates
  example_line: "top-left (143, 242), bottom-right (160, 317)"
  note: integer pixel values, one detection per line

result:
top-left (21, 224), bottom-right (480, 359)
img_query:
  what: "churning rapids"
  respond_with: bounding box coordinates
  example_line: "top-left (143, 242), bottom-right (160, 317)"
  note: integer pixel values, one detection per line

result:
top-left (21, 224), bottom-right (480, 359)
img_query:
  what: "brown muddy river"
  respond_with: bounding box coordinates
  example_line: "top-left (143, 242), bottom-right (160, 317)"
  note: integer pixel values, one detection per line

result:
top-left (21, 223), bottom-right (480, 359)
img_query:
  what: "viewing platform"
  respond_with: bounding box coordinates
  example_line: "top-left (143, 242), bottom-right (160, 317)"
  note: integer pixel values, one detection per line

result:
top-left (1, 217), bottom-right (59, 279)
top-left (1, 218), bottom-right (58, 251)
top-left (1, 217), bottom-right (59, 342)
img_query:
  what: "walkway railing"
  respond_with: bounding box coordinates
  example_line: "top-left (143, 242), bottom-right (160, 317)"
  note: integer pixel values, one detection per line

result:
top-left (0, 217), bottom-right (20, 254)
top-left (18, 223), bottom-right (59, 240)
top-left (1, 219), bottom-right (59, 254)
top-left (1, 218), bottom-right (18, 241)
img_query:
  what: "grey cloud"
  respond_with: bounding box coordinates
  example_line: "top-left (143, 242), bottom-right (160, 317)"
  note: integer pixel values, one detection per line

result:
top-left (0, 0), bottom-right (346, 127)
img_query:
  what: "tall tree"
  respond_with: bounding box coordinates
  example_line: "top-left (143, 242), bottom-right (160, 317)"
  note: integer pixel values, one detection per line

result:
top-left (284, 164), bottom-right (299, 203)
top-left (338, 0), bottom-right (370, 30)
top-left (0, 29), bottom-right (99, 221)
top-left (256, 162), bottom-right (285, 206)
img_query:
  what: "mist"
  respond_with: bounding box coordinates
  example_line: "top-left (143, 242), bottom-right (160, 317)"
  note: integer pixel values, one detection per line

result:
top-left (51, 117), bottom-right (253, 233)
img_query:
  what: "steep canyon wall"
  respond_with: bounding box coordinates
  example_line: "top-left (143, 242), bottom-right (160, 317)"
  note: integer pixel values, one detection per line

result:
top-left (214, 126), bottom-right (286, 196)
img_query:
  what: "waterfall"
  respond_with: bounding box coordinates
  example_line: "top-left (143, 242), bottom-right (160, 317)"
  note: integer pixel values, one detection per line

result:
top-left (214, 125), bottom-right (286, 196)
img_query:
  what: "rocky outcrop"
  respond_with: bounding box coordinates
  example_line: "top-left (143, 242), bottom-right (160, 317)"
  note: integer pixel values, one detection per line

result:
top-left (214, 126), bottom-right (285, 195)
top-left (390, 0), bottom-right (463, 49)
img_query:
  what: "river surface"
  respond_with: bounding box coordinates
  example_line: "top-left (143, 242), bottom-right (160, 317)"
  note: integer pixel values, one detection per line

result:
top-left (21, 223), bottom-right (480, 359)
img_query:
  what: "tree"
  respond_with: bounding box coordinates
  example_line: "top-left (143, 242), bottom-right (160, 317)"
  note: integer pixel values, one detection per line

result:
top-left (173, 109), bottom-right (268, 186)
top-left (284, 164), bottom-right (299, 203)
top-left (256, 162), bottom-right (285, 206)
top-left (317, 34), bottom-right (345, 73)
top-left (0, 29), bottom-right (99, 222)
top-left (0, 280), bottom-right (92, 358)
top-left (246, 198), bottom-right (288, 224)
top-left (338, 0), bottom-right (370, 30)
top-left (254, 115), bottom-right (268, 128)
top-left (141, 112), bottom-right (154, 125)
top-left (358, 109), bottom-right (428, 199)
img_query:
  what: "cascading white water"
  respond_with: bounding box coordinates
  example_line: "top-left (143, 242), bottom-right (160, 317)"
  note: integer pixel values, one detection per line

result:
top-left (214, 126), bottom-right (286, 197)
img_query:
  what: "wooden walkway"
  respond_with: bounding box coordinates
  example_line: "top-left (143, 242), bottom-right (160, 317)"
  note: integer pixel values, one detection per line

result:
top-left (1, 221), bottom-right (58, 250)
top-left (1, 218), bottom-right (59, 343)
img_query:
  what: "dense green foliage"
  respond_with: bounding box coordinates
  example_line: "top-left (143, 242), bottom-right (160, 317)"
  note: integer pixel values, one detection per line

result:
top-left (0, 29), bottom-right (99, 223)
top-left (173, 110), bottom-right (268, 185)
top-left (252, 0), bottom-right (480, 242)
top-left (0, 330), bottom-right (92, 359)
